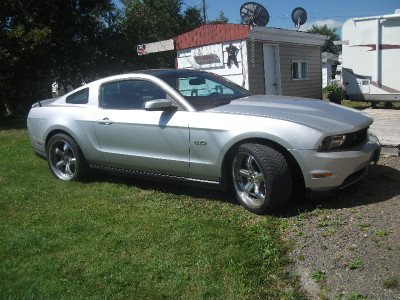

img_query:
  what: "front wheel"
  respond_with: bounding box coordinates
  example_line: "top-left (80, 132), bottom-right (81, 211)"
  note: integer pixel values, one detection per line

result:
top-left (231, 143), bottom-right (292, 214)
top-left (46, 133), bottom-right (88, 181)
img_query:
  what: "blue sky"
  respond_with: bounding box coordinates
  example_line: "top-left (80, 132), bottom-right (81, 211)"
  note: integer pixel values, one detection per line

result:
top-left (181, 0), bottom-right (400, 35)
top-left (114, 0), bottom-right (400, 36)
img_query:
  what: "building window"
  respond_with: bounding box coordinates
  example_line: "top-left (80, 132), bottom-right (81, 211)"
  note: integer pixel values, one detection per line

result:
top-left (292, 61), bottom-right (309, 80)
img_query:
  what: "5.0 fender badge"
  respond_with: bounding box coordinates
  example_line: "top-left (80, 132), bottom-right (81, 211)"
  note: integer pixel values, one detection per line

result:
top-left (194, 140), bottom-right (207, 146)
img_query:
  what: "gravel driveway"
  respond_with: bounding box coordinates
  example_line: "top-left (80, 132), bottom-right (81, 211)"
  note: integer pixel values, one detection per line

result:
top-left (282, 155), bottom-right (400, 299)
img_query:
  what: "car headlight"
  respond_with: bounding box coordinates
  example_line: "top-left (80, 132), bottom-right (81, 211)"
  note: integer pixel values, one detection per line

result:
top-left (318, 135), bottom-right (346, 152)
top-left (318, 127), bottom-right (370, 152)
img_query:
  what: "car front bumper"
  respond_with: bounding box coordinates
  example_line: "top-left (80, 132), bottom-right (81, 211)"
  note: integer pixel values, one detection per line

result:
top-left (291, 133), bottom-right (381, 193)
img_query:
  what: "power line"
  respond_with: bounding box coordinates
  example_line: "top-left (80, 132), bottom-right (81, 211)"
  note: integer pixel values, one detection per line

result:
top-left (256, 7), bottom-right (399, 20)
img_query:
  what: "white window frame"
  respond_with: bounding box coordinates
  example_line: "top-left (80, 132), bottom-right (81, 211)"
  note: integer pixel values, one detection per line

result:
top-left (292, 60), bottom-right (309, 80)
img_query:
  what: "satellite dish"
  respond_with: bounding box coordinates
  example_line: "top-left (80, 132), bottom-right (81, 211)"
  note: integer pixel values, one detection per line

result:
top-left (291, 7), bottom-right (307, 30)
top-left (240, 2), bottom-right (269, 27)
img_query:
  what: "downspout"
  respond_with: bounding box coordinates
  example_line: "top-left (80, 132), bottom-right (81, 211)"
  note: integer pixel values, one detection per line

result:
top-left (174, 40), bottom-right (178, 69)
top-left (376, 17), bottom-right (381, 87)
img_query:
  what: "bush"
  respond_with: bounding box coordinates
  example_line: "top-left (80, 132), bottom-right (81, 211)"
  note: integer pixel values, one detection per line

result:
top-left (323, 84), bottom-right (344, 104)
top-left (1, 98), bottom-right (33, 119)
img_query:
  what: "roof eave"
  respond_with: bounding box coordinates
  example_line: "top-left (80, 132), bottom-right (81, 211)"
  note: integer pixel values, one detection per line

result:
top-left (248, 26), bottom-right (327, 46)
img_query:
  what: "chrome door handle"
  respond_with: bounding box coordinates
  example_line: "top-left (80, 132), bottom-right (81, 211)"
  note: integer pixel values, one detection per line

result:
top-left (97, 118), bottom-right (113, 125)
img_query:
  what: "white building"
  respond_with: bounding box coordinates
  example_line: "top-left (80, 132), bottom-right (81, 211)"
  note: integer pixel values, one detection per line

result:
top-left (140, 24), bottom-right (327, 99)
top-left (321, 52), bottom-right (340, 88)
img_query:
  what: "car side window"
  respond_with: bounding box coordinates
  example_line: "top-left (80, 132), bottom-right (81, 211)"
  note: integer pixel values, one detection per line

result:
top-left (100, 80), bottom-right (168, 110)
top-left (66, 88), bottom-right (89, 104)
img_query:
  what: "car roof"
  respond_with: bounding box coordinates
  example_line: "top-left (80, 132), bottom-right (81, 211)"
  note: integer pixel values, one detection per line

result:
top-left (134, 69), bottom-right (206, 76)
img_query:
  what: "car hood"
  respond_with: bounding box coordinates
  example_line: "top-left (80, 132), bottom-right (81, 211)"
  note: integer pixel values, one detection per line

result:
top-left (207, 95), bottom-right (373, 133)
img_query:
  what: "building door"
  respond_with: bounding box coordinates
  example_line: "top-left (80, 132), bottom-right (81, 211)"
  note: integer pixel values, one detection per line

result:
top-left (263, 44), bottom-right (281, 95)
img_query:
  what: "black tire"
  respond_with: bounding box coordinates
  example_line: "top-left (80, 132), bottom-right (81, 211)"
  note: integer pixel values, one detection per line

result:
top-left (46, 133), bottom-right (88, 181)
top-left (231, 143), bottom-right (292, 214)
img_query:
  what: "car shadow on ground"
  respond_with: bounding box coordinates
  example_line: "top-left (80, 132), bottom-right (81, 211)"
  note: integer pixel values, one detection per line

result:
top-left (90, 171), bottom-right (237, 205)
top-left (277, 163), bottom-right (400, 218)
top-left (89, 162), bottom-right (400, 217)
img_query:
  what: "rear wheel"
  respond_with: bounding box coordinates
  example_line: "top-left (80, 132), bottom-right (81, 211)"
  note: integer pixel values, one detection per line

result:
top-left (231, 143), bottom-right (292, 214)
top-left (46, 133), bottom-right (88, 181)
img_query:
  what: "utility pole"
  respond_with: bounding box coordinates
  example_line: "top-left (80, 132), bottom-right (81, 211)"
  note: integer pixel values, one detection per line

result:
top-left (202, 0), bottom-right (206, 24)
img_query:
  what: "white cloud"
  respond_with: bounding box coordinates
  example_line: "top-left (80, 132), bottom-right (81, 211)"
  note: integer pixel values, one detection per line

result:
top-left (299, 19), bottom-right (344, 32)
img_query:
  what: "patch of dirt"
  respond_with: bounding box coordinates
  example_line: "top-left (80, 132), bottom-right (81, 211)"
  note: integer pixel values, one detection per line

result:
top-left (282, 156), bottom-right (400, 299)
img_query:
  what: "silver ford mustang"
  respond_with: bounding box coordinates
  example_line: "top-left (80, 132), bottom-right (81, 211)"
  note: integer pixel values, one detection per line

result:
top-left (27, 69), bottom-right (381, 214)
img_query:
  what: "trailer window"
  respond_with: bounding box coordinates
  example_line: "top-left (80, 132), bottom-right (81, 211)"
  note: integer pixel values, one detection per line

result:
top-left (292, 61), bottom-right (309, 80)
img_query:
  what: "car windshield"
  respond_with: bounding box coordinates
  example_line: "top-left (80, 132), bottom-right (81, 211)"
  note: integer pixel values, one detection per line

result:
top-left (154, 70), bottom-right (252, 110)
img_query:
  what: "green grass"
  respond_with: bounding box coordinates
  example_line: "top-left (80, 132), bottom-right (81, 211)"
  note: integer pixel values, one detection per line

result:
top-left (357, 223), bottom-right (370, 231)
top-left (375, 230), bottom-right (393, 237)
top-left (341, 100), bottom-right (400, 110)
top-left (382, 276), bottom-right (399, 289)
top-left (309, 270), bottom-right (327, 283)
top-left (0, 121), bottom-right (302, 299)
top-left (347, 291), bottom-right (367, 300)
top-left (348, 259), bottom-right (363, 270)
top-left (321, 228), bottom-right (336, 238)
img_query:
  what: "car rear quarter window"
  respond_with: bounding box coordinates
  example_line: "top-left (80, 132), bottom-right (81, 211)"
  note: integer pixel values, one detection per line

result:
top-left (66, 88), bottom-right (89, 104)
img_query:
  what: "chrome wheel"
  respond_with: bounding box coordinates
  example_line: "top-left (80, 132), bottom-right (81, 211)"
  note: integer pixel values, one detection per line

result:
top-left (232, 152), bottom-right (266, 209)
top-left (48, 139), bottom-right (77, 180)
top-left (231, 143), bottom-right (292, 214)
top-left (46, 134), bottom-right (88, 181)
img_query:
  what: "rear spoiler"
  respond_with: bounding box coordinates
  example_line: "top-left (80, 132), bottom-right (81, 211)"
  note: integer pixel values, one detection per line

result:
top-left (31, 97), bottom-right (59, 108)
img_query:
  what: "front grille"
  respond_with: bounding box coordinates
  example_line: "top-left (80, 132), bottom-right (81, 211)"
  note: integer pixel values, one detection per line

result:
top-left (341, 127), bottom-right (369, 149)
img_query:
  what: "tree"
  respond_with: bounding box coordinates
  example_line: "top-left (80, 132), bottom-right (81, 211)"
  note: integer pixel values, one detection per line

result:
top-left (0, 0), bottom-right (118, 111)
top-left (306, 24), bottom-right (341, 54)
top-left (0, 0), bottom-right (203, 115)
top-left (181, 6), bottom-right (203, 32)
top-left (1, 0), bottom-right (53, 103)
top-left (209, 11), bottom-right (228, 24)
top-left (119, 0), bottom-right (202, 70)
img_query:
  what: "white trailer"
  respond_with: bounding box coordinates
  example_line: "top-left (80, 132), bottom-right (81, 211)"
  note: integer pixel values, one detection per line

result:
top-left (342, 11), bottom-right (400, 102)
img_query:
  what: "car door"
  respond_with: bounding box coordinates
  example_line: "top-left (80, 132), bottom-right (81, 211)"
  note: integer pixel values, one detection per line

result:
top-left (93, 79), bottom-right (190, 177)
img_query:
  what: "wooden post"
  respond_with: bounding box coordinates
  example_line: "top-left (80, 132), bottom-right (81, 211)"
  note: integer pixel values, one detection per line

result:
top-left (202, 0), bottom-right (206, 24)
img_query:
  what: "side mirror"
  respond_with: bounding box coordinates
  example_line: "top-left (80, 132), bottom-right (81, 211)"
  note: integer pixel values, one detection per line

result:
top-left (144, 99), bottom-right (177, 111)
